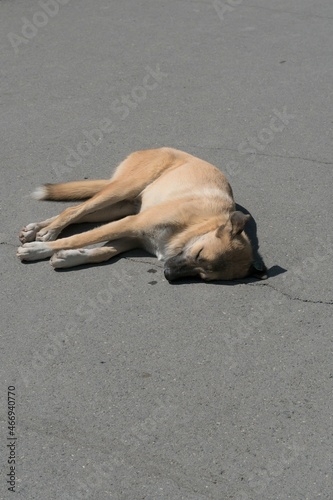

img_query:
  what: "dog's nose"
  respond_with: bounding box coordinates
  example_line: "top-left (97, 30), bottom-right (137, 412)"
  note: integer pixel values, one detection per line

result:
top-left (164, 268), bottom-right (173, 281)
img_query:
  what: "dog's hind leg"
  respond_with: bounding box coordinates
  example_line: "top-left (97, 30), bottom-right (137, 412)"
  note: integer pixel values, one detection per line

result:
top-left (74, 201), bottom-right (136, 223)
top-left (19, 201), bottom-right (136, 244)
top-left (33, 148), bottom-right (178, 242)
top-left (19, 216), bottom-right (58, 244)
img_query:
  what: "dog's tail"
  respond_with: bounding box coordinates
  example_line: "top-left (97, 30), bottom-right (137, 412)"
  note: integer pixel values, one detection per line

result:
top-left (31, 180), bottom-right (111, 201)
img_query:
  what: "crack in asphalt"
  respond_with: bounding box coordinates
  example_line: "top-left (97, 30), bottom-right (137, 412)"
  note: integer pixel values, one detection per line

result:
top-left (185, 145), bottom-right (333, 166)
top-left (125, 259), bottom-right (333, 305)
top-left (249, 282), bottom-right (333, 305)
top-left (7, 244), bottom-right (333, 304)
top-left (124, 256), bottom-right (164, 269)
top-left (243, 151), bottom-right (333, 166)
top-left (246, 4), bottom-right (333, 21)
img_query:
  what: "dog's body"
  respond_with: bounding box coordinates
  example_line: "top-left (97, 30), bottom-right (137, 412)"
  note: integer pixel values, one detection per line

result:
top-left (17, 147), bottom-right (265, 281)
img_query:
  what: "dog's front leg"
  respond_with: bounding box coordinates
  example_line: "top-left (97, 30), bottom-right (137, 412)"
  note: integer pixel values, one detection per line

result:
top-left (17, 215), bottom-right (142, 262)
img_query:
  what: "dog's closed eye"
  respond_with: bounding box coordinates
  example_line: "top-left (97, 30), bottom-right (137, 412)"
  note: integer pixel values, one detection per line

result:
top-left (195, 248), bottom-right (203, 260)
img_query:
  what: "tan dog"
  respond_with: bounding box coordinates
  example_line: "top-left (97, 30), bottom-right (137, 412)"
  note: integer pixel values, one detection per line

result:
top-left (17, 147), bottom-right (266, 282)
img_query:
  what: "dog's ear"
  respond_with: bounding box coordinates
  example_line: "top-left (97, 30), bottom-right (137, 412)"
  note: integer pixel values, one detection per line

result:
top-left (216, 212), bottom-right (251, 238)
top-left (249, 260), bottom-right (268, 280)
top-left (230, 211), bottom-right (251, 237)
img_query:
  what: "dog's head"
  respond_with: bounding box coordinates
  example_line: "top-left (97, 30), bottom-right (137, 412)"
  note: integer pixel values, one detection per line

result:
top-left (164, 211), bottom-right (267, 282)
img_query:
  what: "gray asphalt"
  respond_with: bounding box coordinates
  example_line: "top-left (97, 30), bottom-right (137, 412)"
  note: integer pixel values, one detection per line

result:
top-left (1, 1), bottom-right (333, 499)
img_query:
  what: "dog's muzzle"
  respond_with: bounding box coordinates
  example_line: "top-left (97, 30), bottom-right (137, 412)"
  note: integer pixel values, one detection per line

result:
top-left (163, 254), bottom-right (197, 282)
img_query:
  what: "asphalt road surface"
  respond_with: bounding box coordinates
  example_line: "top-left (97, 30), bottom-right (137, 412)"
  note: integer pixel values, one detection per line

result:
top-left (1, 1), bottom-right (332, 499)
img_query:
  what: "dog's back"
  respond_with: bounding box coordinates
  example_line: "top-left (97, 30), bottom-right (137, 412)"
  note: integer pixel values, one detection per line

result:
top-left (140, 149), bottom-right (235, 213)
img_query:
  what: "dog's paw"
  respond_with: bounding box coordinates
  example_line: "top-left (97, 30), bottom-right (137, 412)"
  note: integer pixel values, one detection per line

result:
top-left (19, 223), bottom-right (40, 243)
top-left (36, 228), bottom-right (59, 242)
top-left (50, 249), bottom-right (88, 268)
top-left (16, 242), bottom-right (54, 261)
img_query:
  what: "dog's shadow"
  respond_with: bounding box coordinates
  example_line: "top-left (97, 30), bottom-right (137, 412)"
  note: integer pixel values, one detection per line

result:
top-left (237, 203), bottom-right (285, 279)
top-left (52, 208), bottom-right (285, 283)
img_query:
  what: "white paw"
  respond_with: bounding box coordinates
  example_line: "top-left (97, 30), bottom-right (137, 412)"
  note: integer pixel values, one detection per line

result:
top-left (36, 228), bottom-right (60, 242)
top-left (17, 242), bottom-right (54, 261)
top-left (50, 249), bottom-right (89, 268)
top-left (19, 223), bottom-right (40, 243)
